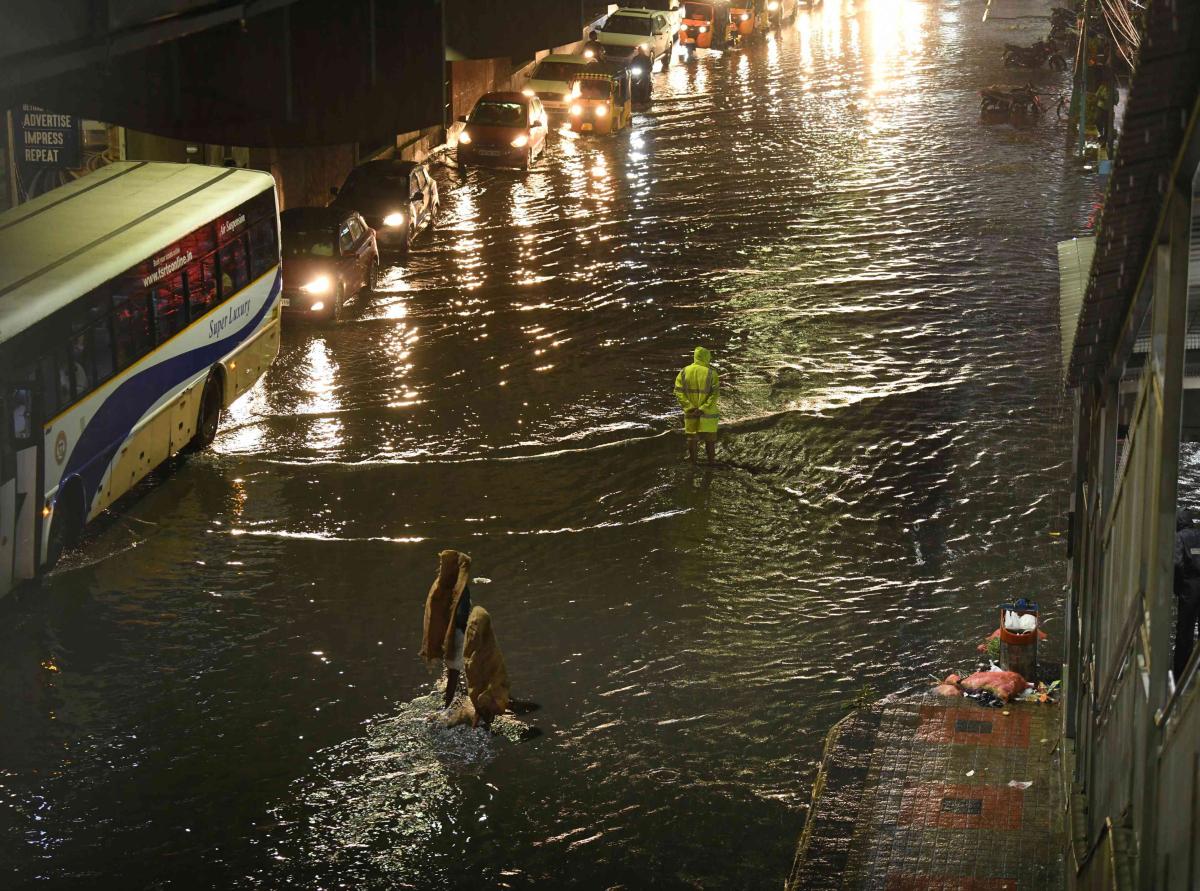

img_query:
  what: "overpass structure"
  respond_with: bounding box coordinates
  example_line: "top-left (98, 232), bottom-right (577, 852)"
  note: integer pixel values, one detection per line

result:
top-left (0, 0), bottom-right (590, 205)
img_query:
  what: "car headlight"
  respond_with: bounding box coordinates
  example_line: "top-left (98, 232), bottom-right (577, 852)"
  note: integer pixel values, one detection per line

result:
top-left (768, 0), bottom-right (779, 9)
top-left (741, 12), bottom-right (750, 21)
top-left (596, 104), bottom-right (609, 117)
top-left (459, 130), bottom-right (472, 144)
top-left (310, 301), bottom-right (325, 312)
top-left (698, 25), bottom-right (708, 33)
top-left (383, 211), bottom-right (405, 227)
top-left (522, 88), bottom-right (534, 97)
top-left (584, 48), bottom-right (595, 59)
top-left (300, 275), bottom-right (332, 294)
top-left (511, 133), bottom-right (529, 148)
top-left (570, 104), bottom-right (583, 116)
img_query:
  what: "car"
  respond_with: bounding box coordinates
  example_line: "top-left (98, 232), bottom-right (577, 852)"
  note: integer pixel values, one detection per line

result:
top-left (624, 0), bottom-right (683, 30)
top-left (598, 7), bottom-right (676, 65)
top-left (280, 206), bottom-right (379, 321)
top-left (457, 92), bottom-right (549, 170)
top-left (330, 159), bottom-right (439, 252)
top-left (526, 54), bottom-right (594, 114)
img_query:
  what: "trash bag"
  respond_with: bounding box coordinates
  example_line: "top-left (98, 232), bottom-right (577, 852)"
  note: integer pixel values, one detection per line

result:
top-left (960, 670), bottom-right (1028, 702)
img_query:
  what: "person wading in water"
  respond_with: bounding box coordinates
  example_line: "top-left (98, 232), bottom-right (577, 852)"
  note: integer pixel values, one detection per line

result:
top-left (420, 549), bottom-right (472, 708)
top-left (673, 346), bottom-right (720, 464)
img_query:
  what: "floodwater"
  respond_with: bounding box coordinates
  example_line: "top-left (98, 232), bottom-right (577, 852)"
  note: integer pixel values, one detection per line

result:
top-left (1, 1), bottom-right (1090, 887)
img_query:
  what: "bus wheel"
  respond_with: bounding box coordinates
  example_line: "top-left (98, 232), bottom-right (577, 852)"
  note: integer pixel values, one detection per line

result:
top-left (187, 371), bottom-right (224, 453)
top-left (45, 483), bottom-right (83, 571)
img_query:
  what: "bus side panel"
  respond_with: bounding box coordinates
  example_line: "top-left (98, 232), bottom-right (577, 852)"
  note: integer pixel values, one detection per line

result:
top-left (222, 310), bottom-right (279, 406)
top-left (87, 460), bottom-right (111, 522)
top-left (0, 477), bottom-right (15, 595)
top-left (169, 380), bottom-right (202, 454)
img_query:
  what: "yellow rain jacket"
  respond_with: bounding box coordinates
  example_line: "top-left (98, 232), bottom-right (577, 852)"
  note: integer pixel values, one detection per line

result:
top-left (463, 606), bottom-right (510, 726)
top-left (420, 549), bottom-right (471, 663)
top-left (674, 347), bottom-right (719, 434)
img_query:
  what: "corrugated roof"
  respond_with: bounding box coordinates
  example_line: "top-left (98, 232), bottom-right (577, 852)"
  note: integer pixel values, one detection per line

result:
top-left (1066, 3), bottom-right (1200, 387)
top-left (1059, 236), bottom-right (1095, 378)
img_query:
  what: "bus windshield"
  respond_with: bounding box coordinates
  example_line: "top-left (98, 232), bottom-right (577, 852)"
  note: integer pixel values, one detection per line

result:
top-left (603, 15), bottom-right (654, 35)
top-left (283, 230), bottom-right (336, 258)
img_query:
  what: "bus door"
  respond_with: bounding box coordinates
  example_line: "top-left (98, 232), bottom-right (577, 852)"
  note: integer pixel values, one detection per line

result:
top-left (0, 392), bottom-right (14, 595)
top-left (3, 379), bottom-right (41, 585)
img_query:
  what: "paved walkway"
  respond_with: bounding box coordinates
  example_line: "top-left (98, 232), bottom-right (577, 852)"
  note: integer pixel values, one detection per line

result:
top-left (787, 695), bottom-right (1063, 890)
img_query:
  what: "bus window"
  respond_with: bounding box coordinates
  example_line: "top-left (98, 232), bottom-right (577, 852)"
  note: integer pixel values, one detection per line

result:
top-left (113, 290), bottom-right (153, 369)
top-left (38, 347), bottom-right (72, 415)
top-left (8, 385), bottom-right (33, 442)
top-left (152, 272), bottom-right (188, 343)
top-left (219, 238), bottom-right (249, 298)
top-left (69, 330), bottom-right (92, 399)
top-left (89, 304), bottom-right (116, 386)
top-left (247, 217), bottom-right (278, 280)
top-left (187, 257), bottom-right (218, 318)
top-left (37, 354), bottom-right (57, 416)
top-left (181, 222), bottom-right (217, 259)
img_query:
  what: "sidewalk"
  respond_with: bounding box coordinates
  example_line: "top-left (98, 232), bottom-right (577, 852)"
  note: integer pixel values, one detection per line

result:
top-left (787, 695), bottom-right (1063, 890)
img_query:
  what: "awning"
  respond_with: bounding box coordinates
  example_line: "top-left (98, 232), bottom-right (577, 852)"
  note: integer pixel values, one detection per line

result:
top-left (1059, 236), bottom-right (1096, 382)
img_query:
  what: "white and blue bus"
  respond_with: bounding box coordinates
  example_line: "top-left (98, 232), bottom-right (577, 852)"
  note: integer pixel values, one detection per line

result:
top-left (0, 162), bottom-right (282, 597)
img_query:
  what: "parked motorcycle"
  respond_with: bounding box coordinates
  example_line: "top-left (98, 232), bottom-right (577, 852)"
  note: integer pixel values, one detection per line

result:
top-left (1002, 40), bottom-right (1067, 71)
top-left (980, 83), bottom-right (1043, 116)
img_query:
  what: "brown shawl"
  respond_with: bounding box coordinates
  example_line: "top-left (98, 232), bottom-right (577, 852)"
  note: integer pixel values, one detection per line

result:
top-left (420, 549), bottom-right (471, 662)
top-left (463, 606), bottom-right (510, 725)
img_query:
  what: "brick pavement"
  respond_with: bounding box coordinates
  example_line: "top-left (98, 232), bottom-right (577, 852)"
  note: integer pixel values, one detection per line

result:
top-left (787, 695), bottom-right (1063, 890)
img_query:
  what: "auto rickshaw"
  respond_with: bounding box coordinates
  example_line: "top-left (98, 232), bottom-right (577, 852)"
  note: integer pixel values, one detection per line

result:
top-left (567, 65), bottom-right (633, 135)
top-left (729, 0), bottom-right (769, 43)
top-left (679, 0), bottom-right (731, 59)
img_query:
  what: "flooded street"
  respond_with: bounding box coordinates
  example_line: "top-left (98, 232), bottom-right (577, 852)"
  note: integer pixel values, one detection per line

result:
top-left (1, 2), bottom-right (1089, 887)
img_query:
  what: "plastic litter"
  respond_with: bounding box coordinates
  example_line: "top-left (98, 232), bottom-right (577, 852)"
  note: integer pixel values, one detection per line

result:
top-left (1007, 780), bottom-right (1033, 790)
top-left (1004, 610), bottom-right (1038, 633)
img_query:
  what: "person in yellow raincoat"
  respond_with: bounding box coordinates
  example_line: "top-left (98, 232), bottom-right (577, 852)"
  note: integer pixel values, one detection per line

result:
top-left (420, 549), bottom-right (472, 708)
top-left (674, 346), bottom-right (719, 463)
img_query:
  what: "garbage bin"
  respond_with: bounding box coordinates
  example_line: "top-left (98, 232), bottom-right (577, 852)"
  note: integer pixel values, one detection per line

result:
top-left (998, 602), bottom-right (1038, 680)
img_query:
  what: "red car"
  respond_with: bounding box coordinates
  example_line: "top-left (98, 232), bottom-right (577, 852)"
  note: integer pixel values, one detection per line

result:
top-left (280, 206), bottom-right (379, 321)
top-left (457, 91), bottom-right (549, 170)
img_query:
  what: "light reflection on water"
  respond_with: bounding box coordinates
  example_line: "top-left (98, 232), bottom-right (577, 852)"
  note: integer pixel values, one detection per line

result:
top-left (0, 1), bottom-right (1089, 887)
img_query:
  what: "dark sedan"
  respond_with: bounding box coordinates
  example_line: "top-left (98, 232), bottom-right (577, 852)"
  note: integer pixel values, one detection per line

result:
top-left (280, 206), bottom-right (379, 321)
top-left (330, 159), bottom-right (439, 252)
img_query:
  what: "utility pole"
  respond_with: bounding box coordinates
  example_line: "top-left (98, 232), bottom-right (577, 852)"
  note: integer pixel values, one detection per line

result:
top-left (1076, 0), bottom-right (1088, 154)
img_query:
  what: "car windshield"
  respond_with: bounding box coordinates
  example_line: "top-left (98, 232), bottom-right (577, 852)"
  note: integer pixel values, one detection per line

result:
top-left (684, 2), bottom-right (713, 20)
top-left (282, 229), bottom-right (336, 258)
top-left (532, 61), bottom-right (586, 83)
top-left (340, 172), bottom-right (407, 199)
top-left (576, 80), bottom-right (612, 100)
top-left (603, 15), bottom-right (654, 35)
top-left (470, 102), bottom-right (525, 126)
